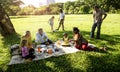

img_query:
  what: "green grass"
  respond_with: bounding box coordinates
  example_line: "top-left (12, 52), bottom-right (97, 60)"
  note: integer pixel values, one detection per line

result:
top-left (0, 14), bottom-right (120, 72)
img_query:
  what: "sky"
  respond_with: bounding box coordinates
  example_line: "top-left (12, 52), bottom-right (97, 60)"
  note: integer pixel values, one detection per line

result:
top-left (21, 0), bottom-right (76, 7)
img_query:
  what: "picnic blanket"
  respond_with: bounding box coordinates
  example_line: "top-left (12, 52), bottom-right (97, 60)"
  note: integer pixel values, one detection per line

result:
top-left (8, 43), bottom-right (79, 65)
top-left (8, 42), bottom-right (96, 65)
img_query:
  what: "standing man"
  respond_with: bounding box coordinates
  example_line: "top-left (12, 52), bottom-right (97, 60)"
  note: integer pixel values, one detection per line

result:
top-left (57, 9), bottom-right (65, 31)
top-left (90, 6), bottom-right (107, 39)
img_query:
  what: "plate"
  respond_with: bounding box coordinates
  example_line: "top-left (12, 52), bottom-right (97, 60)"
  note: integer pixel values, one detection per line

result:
top-left (40, 45), bottom-right (46, 48)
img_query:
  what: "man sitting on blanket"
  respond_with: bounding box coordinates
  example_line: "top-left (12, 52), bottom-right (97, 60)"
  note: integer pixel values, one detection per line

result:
top-left (36, 28), bottom-right (53, 45)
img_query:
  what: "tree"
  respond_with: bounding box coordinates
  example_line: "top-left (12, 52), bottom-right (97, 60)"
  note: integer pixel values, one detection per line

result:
top-left (64, 1), bottom-right (72, 14)
top-left (68, 5), bottom-right (74, 14)
top-left (0, 4), bottom-right (16, 36)
top-left (0, 0), bottom-right (23, 15)
top-left (79, 5), bottom-right (90, 14)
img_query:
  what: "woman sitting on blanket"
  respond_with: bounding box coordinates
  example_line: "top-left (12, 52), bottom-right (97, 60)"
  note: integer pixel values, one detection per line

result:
top-left (20, 31), bottom-right (32, 49)
top-left (20, 31), bottom-right (35, 60)
top-left (72, 27), bottom-right (95, 51)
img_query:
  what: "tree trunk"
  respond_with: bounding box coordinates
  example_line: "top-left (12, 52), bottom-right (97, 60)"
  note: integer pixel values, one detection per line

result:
top-left (0, 4), bottom-right (16, 36)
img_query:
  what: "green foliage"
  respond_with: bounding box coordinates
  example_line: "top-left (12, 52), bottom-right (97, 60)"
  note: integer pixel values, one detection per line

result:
top-left (17, 5), bottom-right (36, 15)
top-left (0, 0), bottom-right (23, 15)
top-left (79, 5), bottom-right (90, 14)
top-left (1, 0), bottom-right (120, 15)
top-left (17, 3), bottom-right (63, 15)
top-left (68, 5), bottom-right (74, 14)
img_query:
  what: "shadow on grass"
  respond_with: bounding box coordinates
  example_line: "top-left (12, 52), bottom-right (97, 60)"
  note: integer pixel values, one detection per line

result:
top-left (86, 54), bottom-right (120, 71)
top-left (0, 33), bottom-right (21, 72)
top-left (1, 33), bottom-right (21, 48)
top-left (6, 55), bottom-right (83, 72)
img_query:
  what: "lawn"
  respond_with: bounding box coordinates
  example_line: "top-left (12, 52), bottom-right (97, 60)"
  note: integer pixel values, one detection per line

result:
top-left (0, 14), bottom-right (120, 72)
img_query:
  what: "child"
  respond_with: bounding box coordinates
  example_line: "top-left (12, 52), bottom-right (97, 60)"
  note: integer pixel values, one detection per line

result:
top-left (21, 40), bottom-right (35, 61)
top-left (21, 40), bottom-right (29, 59)
top-left (62, 33), bottom-right (69, 45)
top-left (48, 16), bottom-right (54, 32)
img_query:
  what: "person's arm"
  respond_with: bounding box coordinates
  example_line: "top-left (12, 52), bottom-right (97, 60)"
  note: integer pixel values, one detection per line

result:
top-left (35, 33), bottom-right (39, 43)
top-left (102, 10), bottom-right (107, 21)
top-left (58, 13), bottom-right (60, 21)
top-left (43, 33), bottom-right (48, 41)
top-left (48, 18), bottom-right (51, 24)
top-left (93, 12), bottom-right (95, 23)
top-left (102, 13), bottom-right (107, 21)
top-left (58, 17), bottom-right (60, 21)
top-left (63, 13), bottom-right (65, 20)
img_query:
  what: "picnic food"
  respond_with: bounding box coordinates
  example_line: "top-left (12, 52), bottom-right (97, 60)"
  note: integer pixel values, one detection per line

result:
top-left (47, 49), bottom-right (52, 54)
top-left (57, 40), bottom-right (61, 45)
top-left (37, 47), bottom-right (41, 53)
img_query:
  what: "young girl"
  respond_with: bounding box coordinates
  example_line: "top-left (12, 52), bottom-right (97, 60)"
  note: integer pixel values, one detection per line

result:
top-left (48, 16), bottom-right (54, 32)
top-left (21, 40), bottom-right (35, 60)
top-left (21, 40), bottom-right (29, 59)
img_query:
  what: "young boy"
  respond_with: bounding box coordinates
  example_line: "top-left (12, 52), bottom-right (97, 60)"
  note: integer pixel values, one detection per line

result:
top-left (48, 16), bottom-right (54, 32)
top-left (62, 33), bottom-right (69, 46)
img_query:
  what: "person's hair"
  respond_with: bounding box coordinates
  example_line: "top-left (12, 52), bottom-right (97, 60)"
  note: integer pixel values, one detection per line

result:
top-left (21, 40), bottom-right (27, 47)
top-left (38, 28), bottom-right (43, 31)
top-left (52, 16), bottom-right (54, 18)
top-left (25, 30), bottom-right (30, 36)
top-left (94, 5), bottom-right (99, 9)
top-left (73, 27), bottom-right (79, 34)
top-left (60, 9), bottom-right (63, 13)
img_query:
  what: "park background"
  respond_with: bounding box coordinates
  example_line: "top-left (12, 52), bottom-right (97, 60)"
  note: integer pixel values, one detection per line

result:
top-left (0, 0), bottom-right (120, 72)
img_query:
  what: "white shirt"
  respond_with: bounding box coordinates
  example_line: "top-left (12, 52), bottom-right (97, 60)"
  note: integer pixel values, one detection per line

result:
top-left (60, 12), bottom-right (65, 20)
top-left (36, 32), bottom-right (48, 43)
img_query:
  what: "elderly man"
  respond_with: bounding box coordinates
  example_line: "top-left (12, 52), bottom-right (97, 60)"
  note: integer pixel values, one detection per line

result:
top-left (36, 28), bottom-right (53, 44)
top-left (90, 6), bottom-right (107, 39)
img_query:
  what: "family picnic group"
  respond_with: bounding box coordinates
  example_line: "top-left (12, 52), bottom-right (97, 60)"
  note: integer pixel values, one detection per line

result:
top-left (20, 5), bottom-right (107, 61)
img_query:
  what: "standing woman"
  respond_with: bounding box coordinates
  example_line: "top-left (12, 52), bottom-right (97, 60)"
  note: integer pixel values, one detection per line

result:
top-left (57, 9), bottom-right (65, 31)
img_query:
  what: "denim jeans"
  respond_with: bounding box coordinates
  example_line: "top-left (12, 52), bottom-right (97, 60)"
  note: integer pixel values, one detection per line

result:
top-left (90, 22), bottom-right (102, 39)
